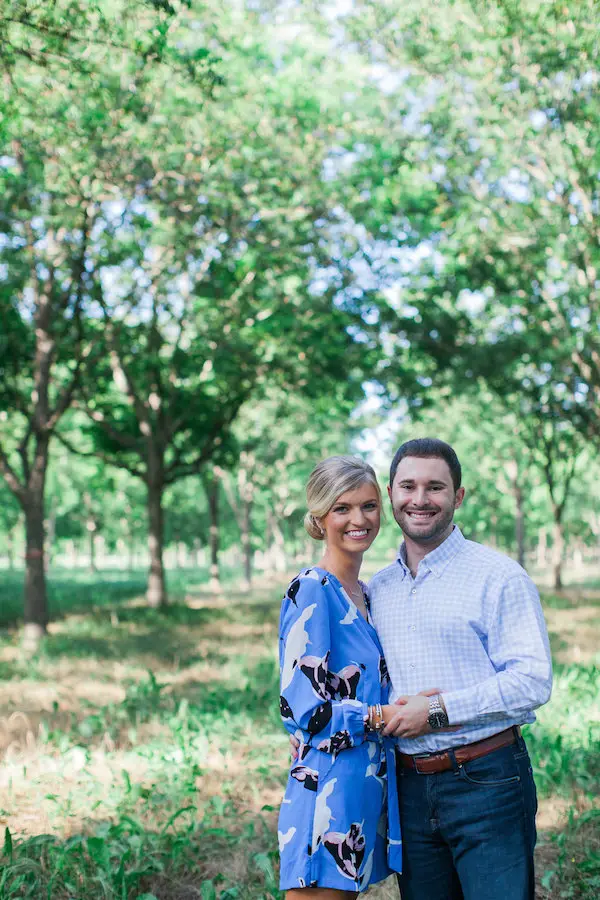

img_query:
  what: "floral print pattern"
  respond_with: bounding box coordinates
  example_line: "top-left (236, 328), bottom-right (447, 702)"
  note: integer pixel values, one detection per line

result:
top-left (278, 568), bottom-right (402, 892)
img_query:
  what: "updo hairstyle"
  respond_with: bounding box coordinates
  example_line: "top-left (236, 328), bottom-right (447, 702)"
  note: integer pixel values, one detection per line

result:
top-left (304, 455), bottom-right (381, 541)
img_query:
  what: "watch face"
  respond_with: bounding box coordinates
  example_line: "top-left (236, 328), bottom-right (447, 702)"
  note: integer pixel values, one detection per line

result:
top-left (428, 712), bottom-right (448, 729)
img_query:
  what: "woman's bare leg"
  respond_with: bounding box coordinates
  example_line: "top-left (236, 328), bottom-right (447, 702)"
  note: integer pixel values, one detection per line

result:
top-left (286, 890), bottom-right (358, 900)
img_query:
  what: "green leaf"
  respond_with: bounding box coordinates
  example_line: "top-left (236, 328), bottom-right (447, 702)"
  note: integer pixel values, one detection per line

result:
top-left (3, 826), bottom-right (12, 860)
top-left (541, 869), bottom-right (554, 890)
top-left (200, 880), bottom-right (217, 900)
top-left (253, 851), bottom-right (275, 883)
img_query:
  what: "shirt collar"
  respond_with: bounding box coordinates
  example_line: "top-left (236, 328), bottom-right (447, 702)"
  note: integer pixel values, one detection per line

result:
top-left (396, 525), bottom-right (466, 578)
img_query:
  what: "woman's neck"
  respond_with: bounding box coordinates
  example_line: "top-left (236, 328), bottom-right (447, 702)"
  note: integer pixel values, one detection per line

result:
top-left (318, 549), bottom-right (363, 588)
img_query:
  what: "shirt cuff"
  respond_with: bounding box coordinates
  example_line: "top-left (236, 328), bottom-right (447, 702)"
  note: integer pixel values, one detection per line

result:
top-left (440, 688), bottom-right (479, 726)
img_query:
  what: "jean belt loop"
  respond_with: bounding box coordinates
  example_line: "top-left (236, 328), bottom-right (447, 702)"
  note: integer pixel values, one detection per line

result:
top-left (447, 748), bottom-right (460, 774)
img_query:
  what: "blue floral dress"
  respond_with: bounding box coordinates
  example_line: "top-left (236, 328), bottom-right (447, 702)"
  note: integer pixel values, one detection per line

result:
top-left (278, 567), bottom-right (402, 892)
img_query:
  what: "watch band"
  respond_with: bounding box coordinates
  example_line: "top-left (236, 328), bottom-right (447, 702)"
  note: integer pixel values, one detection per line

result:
top-left (428, 694), bottom-right (449, 729)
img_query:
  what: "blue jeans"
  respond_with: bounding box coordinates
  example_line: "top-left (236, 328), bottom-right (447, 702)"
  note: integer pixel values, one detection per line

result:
top-left (396, 732), bottom-right (538, 900)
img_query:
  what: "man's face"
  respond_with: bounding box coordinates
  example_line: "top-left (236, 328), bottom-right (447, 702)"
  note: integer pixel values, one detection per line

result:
top-left (387, 455), bottom-right (465, 545)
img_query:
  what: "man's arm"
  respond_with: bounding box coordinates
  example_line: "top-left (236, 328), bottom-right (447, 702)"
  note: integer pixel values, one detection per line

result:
top-left (383, 575), bottom-right (552, 739)
top-left (440, 574), bottom-right (552, 726)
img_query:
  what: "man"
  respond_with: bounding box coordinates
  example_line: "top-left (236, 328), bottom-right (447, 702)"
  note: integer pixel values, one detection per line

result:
top-left (371, 437), bottom-right (552, 900)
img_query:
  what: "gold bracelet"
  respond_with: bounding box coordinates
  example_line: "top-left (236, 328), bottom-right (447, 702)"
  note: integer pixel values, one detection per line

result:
top-left (366, 703), bottom-right (384, 733)
top-left (366, 705), bottom-right (375, 731)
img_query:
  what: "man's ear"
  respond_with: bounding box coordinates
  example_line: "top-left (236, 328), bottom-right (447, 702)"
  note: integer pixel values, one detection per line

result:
top-left (454, 487), bottom-right (465, 509)
top-left (387, 483), bottom-right (393, 502)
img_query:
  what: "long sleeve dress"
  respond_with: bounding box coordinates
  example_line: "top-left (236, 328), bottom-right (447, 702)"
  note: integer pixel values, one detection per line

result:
top-left (277, 567), bottom-right (402, 892)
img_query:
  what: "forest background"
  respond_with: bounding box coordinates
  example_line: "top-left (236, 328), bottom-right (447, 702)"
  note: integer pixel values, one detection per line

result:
top-left (0, 1), bottom-right (598, 898)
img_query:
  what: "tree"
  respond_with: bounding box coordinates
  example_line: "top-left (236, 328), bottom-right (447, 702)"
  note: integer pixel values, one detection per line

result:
top-left (519, 410), bottom-right (584, 589)
top-left (0, 1), bottom-right (218, 88)
top-left (0, 0), bottom-right (219, 636)
top-left (62, 8), bottom-right (387, 607)
top-left (349, 0), bottom-right (600, 444)
top-left (216, 386), bottom-right (364, 588)
top-left (0, 182), bottom-right (90, 640)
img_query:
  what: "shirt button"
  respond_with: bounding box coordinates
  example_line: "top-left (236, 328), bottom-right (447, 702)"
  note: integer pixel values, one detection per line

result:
top-left (411, 588), bottom-right (417, 594)
top-left (410, 625), bottom-right (416, 631)
top-left (409, 663), bottom-right (416, 669)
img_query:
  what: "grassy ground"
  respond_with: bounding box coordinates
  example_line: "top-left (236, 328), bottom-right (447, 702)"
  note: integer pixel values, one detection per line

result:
top-left (0, 569), bottom-right (598, 899)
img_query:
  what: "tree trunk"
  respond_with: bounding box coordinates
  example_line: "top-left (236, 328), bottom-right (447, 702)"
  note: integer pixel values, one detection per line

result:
top-left (207, 476), bottom-right (221, 592)
top-left (45, 504), bottom-right (56, 571)
top-left (23, 496), bottom-right (48, 644)
top-left (536, 527), bottom-right (547, 570)
top-left (552, 513), bottom-right (564, 590)
top-left (515, 481), bottom-right (526, 569)
top-left (146, 480), bottom-right (167, 607)
top-left (572, 541), bottom-right (584, 577)
top-left (87, 519), bottom-right (97, 572)
top-left (7, 527), bottom-right (15, 571)
top-left (241, 497), bottom-right (252, 592)
top-left (489, 514), bottom-right (498, 549)
top-left (269, 515), bottom-right (287, 572)
top-left (193, 539), bottom-right (202, 568)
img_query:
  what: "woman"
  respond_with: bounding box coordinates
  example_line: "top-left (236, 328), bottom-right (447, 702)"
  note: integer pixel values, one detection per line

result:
top-left (278, 456), bottom-right (402, 898)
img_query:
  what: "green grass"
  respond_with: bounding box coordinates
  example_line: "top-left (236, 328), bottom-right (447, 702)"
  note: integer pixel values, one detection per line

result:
top-left (0, 571), bottom-right (598, 898)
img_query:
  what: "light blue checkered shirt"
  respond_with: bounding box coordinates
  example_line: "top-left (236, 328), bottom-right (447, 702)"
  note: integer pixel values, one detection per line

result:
top-left (368, 526), bottom-right (552, 754)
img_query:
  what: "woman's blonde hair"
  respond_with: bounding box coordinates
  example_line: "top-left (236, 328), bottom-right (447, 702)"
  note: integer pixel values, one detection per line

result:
top-left (304, 455), bottom-right (381, 541)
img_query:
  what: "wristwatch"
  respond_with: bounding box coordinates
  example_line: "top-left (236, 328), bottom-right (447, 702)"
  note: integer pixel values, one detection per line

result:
top-left (427, 694), bottom-right (449, 729)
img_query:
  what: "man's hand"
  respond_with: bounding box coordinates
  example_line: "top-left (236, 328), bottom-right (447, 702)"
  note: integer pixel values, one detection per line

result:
top-left (289, 734), bottom-right (300, 762)
top-left (388, 689), bottom-right (459, 736)
top-left (383, 694), bottom-right (431, 738)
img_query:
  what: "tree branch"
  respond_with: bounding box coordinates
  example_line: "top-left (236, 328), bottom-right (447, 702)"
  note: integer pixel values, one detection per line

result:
top-left (54, 431), bottom-right (146, 480)
top-left (0, 441), bottom-right (25, 503)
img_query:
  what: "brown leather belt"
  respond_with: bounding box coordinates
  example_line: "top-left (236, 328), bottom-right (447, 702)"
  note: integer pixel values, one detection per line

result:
top-left (398, 726), bottom-right (521, 775)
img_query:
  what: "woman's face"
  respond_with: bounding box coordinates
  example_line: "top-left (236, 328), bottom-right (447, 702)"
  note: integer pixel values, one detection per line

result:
top-left (320, 481), bottom-right (381, 554)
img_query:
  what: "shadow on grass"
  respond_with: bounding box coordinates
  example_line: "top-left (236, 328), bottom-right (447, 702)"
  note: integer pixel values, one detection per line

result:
top-left (168, 657), bottom-right (281, 727)
top-left (36, 603), bottom-right (234, 664)
top-left (0, 658), bottom-right (26, 681)
top-left (109, 603), bottom-right (232, 628)
top-left (39, 599), bottom-right (239, 666)
top-left (42, 633), bottom-right (201, 665)
top-left (41, 627), bottom-right (202, 667)
top-left (542, 589), bottom-right (600, 610)
top-left (0, 571), bottom-right (148, 629)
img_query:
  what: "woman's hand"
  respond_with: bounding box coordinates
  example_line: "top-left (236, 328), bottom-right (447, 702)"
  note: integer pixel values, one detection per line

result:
top-left (289, 734), bottom-right (300, 762)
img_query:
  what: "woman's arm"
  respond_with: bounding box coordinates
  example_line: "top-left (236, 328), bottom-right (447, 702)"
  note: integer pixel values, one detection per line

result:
top-left (279, 573), bottom-right (368, 753)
